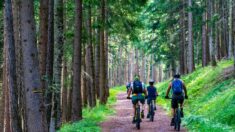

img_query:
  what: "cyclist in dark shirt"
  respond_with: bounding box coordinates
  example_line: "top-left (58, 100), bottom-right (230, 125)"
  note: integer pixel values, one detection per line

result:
top-left (165, 74), bottom-right (188, 126)
top-left (147, 79), bottom-right (158, 118)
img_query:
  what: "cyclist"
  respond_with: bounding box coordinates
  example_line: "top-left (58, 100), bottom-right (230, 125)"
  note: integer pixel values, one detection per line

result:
top-left (146, 79), bottom-right (158, 118)
top-left (165, 74), bottom-right (188, 126)
top-left (127, 74), bottom-right (147, 123)
top-left (126, 82), bottom-right (131, 93)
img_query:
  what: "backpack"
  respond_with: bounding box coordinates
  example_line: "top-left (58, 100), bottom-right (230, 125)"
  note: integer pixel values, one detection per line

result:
top-left (132, 80), bottom-right (143, 94)
top-left (172, 79), bottom-right (183, 95)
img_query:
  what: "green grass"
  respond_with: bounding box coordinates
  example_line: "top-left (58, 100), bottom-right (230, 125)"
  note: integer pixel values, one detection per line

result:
top-left (59, 86), bottom-right (125, 132)
top-left (157, 59), bottom-right (235, 131)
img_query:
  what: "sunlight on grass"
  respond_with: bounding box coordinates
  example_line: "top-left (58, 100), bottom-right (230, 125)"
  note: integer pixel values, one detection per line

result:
top-left (59, 86), bottom-right (125, 132)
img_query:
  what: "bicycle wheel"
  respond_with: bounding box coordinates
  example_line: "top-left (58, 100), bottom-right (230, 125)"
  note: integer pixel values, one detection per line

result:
top-left (136, 105), bottom-right (141, 129)
top-left (174, 108), bottom-right (181, 131)
top-left (150, 103), bottom-right (154, 122)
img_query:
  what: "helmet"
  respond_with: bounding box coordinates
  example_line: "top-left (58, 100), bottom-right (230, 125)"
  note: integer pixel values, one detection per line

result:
top-left (149, 79), bottom-right (155, 83)
top-left (174, 74), bottom-right (180, 78)
top-left (134, 74), bottom-right (140, 80)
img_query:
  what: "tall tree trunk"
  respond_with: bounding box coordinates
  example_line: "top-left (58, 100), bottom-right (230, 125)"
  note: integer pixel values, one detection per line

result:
top-left (82, 46), bottom-right (87, 107)
top-left (187, 0), bottom-right (194, 73)
top-left (99, 0), bottom-right (107, 104)
top-left (3, 44), bottom-right (10, 132)
top-left (72, 0), bottom-right (82, 121)
top-left (19, 0), bottom-right (47, 131)
top-left (180, 0), bottom-right (186, 74)
top-left (45, 0), bottom-right (54, 128)
top-left (85, 3), bottom-right (96, 107)
top-left (202, 6), bottom-right (210, 67)
top-left (228, 0), bottom-right (233, 59)
top-left (232, 0), bottom-right (235, 77)
top-left (61, 60), bottom-right (67, 123)
top-left (95, 28), bottom-right (100, 99)
top-left (39, 0), bottom-right (49, 93)
top-left (3, 0), bottom-right (21, 131)
top-left (208, 0), bottom-right (217, 66)
top-left (50, 0), bottom-right (64, 130)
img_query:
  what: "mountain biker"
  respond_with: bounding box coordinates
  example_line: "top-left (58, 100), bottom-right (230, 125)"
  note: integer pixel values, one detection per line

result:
top-left (126, 82), bottom-right (131, 93)
top-left (165, 74), bottom-right (188, 126)
top-left (147, 79), bottom-right (158, 118)
top-left (127, 74), bottom-right (147, 123)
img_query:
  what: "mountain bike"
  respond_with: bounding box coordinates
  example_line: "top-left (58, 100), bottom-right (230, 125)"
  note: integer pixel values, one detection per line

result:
top-left (127, 97), bottom-right (142, 129)
top-left (166, 97), bottom-right (181, 131)
top-left (149, 99), bottom-right (155, 122)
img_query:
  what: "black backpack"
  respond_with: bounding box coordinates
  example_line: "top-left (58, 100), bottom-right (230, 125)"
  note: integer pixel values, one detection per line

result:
top-left (132, 80), bottom-right (143, 94)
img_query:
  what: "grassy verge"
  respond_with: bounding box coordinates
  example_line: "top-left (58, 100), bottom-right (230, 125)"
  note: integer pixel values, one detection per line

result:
top-left (59, 86), bottom-right (125, 132)
top-left (157, 60), bottom-right (235, 131)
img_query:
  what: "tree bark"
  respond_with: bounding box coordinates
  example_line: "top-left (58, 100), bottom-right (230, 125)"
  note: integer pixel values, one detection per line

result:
top-left (19, 0), bottom-right (47, 131)
top-left (50, 0), bottom-right (64, 130)
top-left (99, 0), bottom-right (107, 104)
top-left (45, 0), bottom-right (54, 128)
top-left (72, 0), bottom-right (82, 121)
top-left (3, 0), bottom-right (21, 131)
top-left (86, 3), bottom-right (96, 107)
top-left (187, 0), bottom-right (194, 73)
top-left (39, 0), bottom-right (49, 93)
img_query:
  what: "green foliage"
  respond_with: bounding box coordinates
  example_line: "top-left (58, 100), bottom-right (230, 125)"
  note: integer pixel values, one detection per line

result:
top-left (59, 86), bottom-right (125, 132)
top-left (157, 60), bottom-right (235, 131)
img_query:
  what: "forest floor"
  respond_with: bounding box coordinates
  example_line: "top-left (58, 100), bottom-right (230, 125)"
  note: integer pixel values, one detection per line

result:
top-left (100, 92), bottom-right (187, 132)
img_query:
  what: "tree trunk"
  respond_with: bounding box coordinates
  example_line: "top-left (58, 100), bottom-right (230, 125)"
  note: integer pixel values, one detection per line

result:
top-left (86, 3), bottom-right (96, 107)
top-left (187, 0), bottom-right (194, 73)
top-left (20, 0), bottom-right (47, 131)
top-left (72, 0), bottom-right (82, 121)
top-left (3, 0), bottom-right (22, 131)
top-left (39, 0), bottom-right (49, 94)
top-left (232, 0), bottom-right (235, 77)
top-left (50, 0), bottom-right (64, 130)
top-left (95, 28), bottom-right (100, 99)
top-left (99, 0), bottom-right (107, 104)
top-left (61, 60), bottom-right (67, 123)
top-left (202, 6), bottom-right (210, 67)
top-left (228, 0), bottom-right (233, 59)
top-left (45, 0), bottom-right (54, 128)
top-left (180, 0), bottom-right (186, 74)
top-left (208, 0), bottom-right (217, 66)
top-left (3, 43), bottom-right (10, 132)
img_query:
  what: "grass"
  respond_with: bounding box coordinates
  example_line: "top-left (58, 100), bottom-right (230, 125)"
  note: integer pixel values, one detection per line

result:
top-left (157, 59), bottom-right (235, 131)
top-left (59, 86), bottom-right (125, 132)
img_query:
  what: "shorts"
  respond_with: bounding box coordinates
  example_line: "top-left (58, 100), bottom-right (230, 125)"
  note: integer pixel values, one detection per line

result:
top-left (132, 94), bottom-right (145, 105)
top-left (171, 94), bottom-right (184, 109)
top-left (147, 98), bottom-right (156, 105)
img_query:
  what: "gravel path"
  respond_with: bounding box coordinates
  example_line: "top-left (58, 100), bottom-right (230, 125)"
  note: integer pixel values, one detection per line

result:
top-left (101, 93), bottom-right (187, 132)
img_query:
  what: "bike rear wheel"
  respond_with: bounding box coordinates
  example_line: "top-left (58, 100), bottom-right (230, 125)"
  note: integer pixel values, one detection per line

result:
top-left (136, 104), bottom-right (141, 129)
top-left (174, 108), bottom-right (181, 131)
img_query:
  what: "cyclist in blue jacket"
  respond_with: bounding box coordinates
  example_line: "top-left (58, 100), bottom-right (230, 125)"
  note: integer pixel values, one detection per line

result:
top-left (165, 74), bottom-right (188, 126)
top-left (146, 79), bottom-right (158, 118)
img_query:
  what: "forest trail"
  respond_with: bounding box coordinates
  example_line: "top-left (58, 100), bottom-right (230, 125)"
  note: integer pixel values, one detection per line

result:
top-left (101, 93), bottom-right (187, 132)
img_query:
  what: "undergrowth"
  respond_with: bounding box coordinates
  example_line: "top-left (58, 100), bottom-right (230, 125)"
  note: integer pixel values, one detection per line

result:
top-left (157, 59), bottom-right (235, 131)
top-left (59, 86), bottom-right (125, 132)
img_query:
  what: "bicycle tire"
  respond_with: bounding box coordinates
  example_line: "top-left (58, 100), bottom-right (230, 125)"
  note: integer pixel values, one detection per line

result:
top-left (136, 105), bottom-right (141, 129)
top-left (150, 103), bottom-right (154, 122)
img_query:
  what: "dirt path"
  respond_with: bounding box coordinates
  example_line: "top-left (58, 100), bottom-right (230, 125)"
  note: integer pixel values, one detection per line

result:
top-left (101, 93), bottom-right (187, 132)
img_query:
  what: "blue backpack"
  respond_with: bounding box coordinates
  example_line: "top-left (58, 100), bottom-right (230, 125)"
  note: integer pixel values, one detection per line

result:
top-left (172, 79), bottom-right (183, 95)
top-left (133, 80), bottom-right (143, 94)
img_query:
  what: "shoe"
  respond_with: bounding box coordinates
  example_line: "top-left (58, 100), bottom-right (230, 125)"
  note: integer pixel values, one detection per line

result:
top-left (132, 117), bottom-right (136, 124)
top-left (154, 106), bottom-right (157, 110)
top-left (170, 118), bottom-right (175, 126)
top-left (147, 113), bottom-right (150, 118)
top-left (180, 108), bottom-right (184, 118)
top-left (141, 111), bottom-right (144, 118)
